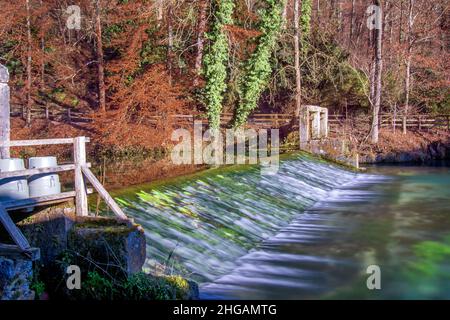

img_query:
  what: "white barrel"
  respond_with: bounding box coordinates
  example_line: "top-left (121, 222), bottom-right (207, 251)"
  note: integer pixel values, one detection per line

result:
top-left (0, 158), bottom-right (30, 201)
top-left (28, 156), bottom-right (61, 197)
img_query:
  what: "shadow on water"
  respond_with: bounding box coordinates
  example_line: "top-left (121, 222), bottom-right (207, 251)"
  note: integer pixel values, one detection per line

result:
top-left (113, 155), bottom-right (450, 300)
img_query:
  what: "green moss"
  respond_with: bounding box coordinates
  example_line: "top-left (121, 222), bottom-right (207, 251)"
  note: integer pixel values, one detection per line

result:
top-left (60, 271), bottom-right (196, 301)
top-left (74, 217), bottom-right (132, 230)
top-left (30, 265), bottom-right (46, 299)
top-left (165, 275), bottom-right (191, 300)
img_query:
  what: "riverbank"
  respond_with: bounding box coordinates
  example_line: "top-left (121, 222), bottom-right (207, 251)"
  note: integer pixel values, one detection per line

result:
top-left (359, 130), bottom-right (450, 164)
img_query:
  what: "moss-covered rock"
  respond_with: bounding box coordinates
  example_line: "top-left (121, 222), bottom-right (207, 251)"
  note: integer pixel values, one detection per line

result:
top-left (0, 256), bottom-right (34, 300)
top-left (17, 204), bottom-right (77, 267)
top-left (63, 271), bottom-right (198, 301)
top-left (67, 217), bottom-right (146, 279)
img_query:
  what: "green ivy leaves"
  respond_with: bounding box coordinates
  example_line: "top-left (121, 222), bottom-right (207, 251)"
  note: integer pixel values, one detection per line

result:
top-left (232, 0), bottom-right (284, 128)
top-left (203, 0), bottom-right (284, 129)
top-left (301, 0), bottom-right (312, 55)
top-left (203, 0), bottom-right (235, 129)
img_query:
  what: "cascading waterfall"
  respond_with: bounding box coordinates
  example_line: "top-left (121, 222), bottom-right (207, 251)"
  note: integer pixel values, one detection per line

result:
top-left (114, 154), bottom-right (357, 283)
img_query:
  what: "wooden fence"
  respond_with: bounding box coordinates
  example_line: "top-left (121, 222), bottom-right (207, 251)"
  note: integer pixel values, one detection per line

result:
top-left (10, 105), bottom-right (450, 133)
top-left (0, 137), bottom-right (127, 256)
top-left (328, 114), bottom-right (450, 133)
top-left (10, 104), bottom-right (91, 123)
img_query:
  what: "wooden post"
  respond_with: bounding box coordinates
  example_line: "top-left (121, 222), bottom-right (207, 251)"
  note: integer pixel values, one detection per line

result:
top-left (402, 116), bottom-right (407, 134)
top-left (0, 64), bottom-right (10, 159)
top-left (81, 166), bottom-right (127, 220)
top-left (354, 153), bottom-right (360, 170)
top-left (74, 136), bottom-right (88, 216)
top-left (0, 205), bottom-right (31, 251)
top-left (418, 116), bottom-right (422, 131)
top-left (45, 105), bottom-right (49, 120)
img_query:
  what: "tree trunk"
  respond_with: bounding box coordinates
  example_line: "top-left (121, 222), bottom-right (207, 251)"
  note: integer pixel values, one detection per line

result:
top-left (371, 0), bottom-right (383, 144)
top-left (404, 0), bottom-right (414, 132)
top-left (336, 0), bottom-right (342, 32)
top-left (25, 0), bottom-right (32, 127)
top-left (167, 1), bottom-right (174, 85)
top-left (399, 0), bottom-right (403, 44)
top-left (95, 0), bottom-right (106, 113)
top-left (40, 0), bottom-right (45, 87)
top-left (282, 0), bottom-right (289, 29)
top-left (349, 0), bottom-right (355, 46)
top-left (294, 0), bottom-right (302, 117)
top-left (157, 0), bottom-right (164, 27)
top-left (315, 0), bottom-right (320, 28)
top-left (388, 1), bottom-right (394, 47)
top-left (194, 0), bottom-right (208, 87)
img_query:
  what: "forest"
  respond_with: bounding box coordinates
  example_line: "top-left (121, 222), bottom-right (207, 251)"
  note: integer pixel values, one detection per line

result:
top-left (1, 0), bottom-right (450, 304)
top-left (0, 0), bottom-right (448, 152)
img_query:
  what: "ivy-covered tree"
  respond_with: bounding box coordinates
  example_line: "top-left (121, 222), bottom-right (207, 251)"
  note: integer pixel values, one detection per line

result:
top-left (232, 0), bottom-right (284, 128)
top-left (300, 0), bottom-right (312, 54)
top-left (203, 0), bottom-right (235, 129)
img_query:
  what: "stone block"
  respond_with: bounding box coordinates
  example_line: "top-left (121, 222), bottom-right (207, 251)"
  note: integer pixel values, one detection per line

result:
top-left (17, 204), bottom-right (77, 267)
top-left (67, 217), bottom-right (146, 278)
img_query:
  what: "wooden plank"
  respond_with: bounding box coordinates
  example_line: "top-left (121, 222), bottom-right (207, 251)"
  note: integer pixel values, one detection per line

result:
top-left (74, 137), bottom-right (88, 217)
top-left (0, 64), bottom-right (10, 159)
top-left (0, 163), bottom-right (91, 179)
top-left (0, 137), bottom-right (90, 147)
top-left (0, 164), bottom-right (76, 179)
top-left (3, 189), bottom-right (93, 211)
top-left (0, 205), bottom-right (31, 251)
top-left (0, 244), bottom-right (40, 261)
top-left (4, 191), bottom-right (75, 211)
top-left (81, 166), bottom-right (127, 220)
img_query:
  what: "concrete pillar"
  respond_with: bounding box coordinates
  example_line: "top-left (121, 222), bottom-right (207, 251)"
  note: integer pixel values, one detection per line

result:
top-left (311, 111), bottom-right (321, 140)
top-left (320, 109), bottom-right (328, 138)
top-left (0, 64), bottom-right (10, 159)
top-left (299, 111), bottom-right (310, 149)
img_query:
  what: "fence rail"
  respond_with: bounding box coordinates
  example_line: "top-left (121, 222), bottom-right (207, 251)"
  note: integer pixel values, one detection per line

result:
top-left (10, 104), bottom-right (91, 123)
top-left (328, 114), bottom-right (450, 133)
top-left (10, 105), bottom-right (450, 132)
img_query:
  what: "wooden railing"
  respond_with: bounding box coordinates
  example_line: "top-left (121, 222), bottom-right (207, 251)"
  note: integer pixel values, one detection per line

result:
top-left (10, 104), bottom-right (450, 133)
top-left (145, 113), bottom-right (295, 128)
top-left (10, 104), bottom-right (91, 123)
top-left (328, 114), bottom-right (450, 133)
top-left (10, 106), bottom-right (296, 127)
top-left (0, 137), bottom-right (127, 254)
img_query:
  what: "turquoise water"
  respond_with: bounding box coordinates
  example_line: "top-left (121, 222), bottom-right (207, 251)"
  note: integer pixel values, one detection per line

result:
top-left (113, 155), bottom-right (450, 299)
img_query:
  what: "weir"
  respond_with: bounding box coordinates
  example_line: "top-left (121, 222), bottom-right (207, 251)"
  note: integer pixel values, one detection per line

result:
top-left (113, 154), bottom-right (358, 283)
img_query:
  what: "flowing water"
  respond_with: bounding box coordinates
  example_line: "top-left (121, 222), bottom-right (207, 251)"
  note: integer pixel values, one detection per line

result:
top-left (113, 154), bottom-right (450, 300)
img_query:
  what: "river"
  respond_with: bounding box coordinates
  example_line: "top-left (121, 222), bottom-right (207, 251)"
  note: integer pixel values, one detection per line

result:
top-left (112, 154), bottom-right (450, 300)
